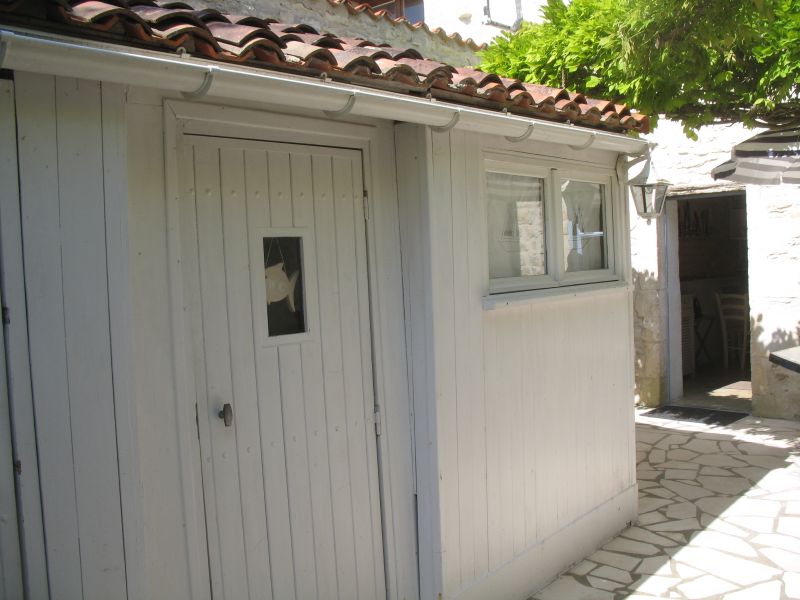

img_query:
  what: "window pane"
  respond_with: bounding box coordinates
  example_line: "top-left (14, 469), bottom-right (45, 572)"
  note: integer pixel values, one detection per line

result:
top-left (561, 180), bottom-right (607, 272)
top-left (403, 0), bottom-right (424, 23)
top-left (264, 237), bottom-right (306, 336)
top-left (487, 172), bottom-right (546, 279)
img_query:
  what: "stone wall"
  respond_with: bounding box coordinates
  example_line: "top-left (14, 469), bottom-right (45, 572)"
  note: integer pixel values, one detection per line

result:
top-left (191, 0), bottom-right (481, 66)
top-left (646, 120), bottom-right (758, 187)
top-left (746, 184), bottom-right (800, 420)
top-left (630, 201), bottom-right (667, 407)
top-left (635, 120), bottom-right (800, 420)
top-left (633, 120), bottom-right (757, 406)
top-left (630, 119), bottom-right (755, 406)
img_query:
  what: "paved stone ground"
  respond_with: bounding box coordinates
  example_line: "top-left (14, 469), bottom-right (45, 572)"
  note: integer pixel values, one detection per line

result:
top-left (533, 409), bottom-right (800, 600)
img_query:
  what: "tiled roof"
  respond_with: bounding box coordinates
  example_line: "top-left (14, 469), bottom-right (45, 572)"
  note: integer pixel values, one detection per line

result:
top-left (0, 0), bottom-right (650, 135)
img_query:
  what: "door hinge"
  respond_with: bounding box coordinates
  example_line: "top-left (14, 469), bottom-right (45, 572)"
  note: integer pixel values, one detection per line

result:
top-left (2, 307), bottom-right (9, 325)
top-left (363, 191), bottom-right (369, 221)
top-left (374, 409), bottom-right (382, 437)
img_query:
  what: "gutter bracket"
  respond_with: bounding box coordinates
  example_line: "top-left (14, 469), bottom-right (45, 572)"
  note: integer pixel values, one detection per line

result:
top-left (568, 131), bottom-right (596, 151)
top-left (324, 92), bottom-right (357, 118)
top-left (505, 122), bottom-right (535, 143)
top-left (430, 110), bottom-right (460, 132)
top-left (182, 66), bottom-right (216, 99)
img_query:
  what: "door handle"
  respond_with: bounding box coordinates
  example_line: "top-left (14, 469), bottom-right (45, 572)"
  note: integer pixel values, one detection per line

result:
top-left (218, 403), bottom-right (233, 427)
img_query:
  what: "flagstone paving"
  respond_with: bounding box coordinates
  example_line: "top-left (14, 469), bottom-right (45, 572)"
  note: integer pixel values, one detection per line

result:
top-left (532, 409), bottom-right (800, 600)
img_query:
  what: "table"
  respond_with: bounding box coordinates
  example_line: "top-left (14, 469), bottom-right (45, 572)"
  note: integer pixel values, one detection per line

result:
top-left (769, 346), bottom-right (800, 374)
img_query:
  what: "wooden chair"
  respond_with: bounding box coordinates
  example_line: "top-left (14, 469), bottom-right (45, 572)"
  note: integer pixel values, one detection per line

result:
top-left (715, 292), bottom-right (749, 370)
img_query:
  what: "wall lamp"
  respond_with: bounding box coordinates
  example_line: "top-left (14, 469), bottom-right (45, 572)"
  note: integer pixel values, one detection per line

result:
top-left (625, 144), bottom-right (671, 224)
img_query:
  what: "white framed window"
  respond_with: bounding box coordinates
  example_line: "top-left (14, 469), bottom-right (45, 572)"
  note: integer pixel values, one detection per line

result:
top-left (486, 154), bottom-right (619, 294)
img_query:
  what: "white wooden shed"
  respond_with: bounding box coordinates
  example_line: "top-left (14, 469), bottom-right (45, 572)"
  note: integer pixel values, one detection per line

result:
top-left (0, 3), bottom-right (647, 599)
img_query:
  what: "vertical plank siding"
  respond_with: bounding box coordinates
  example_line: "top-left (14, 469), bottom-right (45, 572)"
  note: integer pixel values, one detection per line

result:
top-left (0, 79), bottom-right (25, 600)
top-left (7, 77), bottom-right (416, 599)
top-left (395, 125), bottom-right (441, 600)
top-left (13, 74), bottom-right (127, 598)
top-left (5, 73), bottom-right (633, 600)
top-left (129, 101), bottom-right (198, 599)
top-left (178, 139), bottom-right (386, 600)
top-left (399, 127), bottom-right (636, 599)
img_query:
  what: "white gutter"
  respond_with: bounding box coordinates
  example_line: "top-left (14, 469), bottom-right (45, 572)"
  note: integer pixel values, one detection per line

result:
top-left (0, 27), bottom-right (648, 154)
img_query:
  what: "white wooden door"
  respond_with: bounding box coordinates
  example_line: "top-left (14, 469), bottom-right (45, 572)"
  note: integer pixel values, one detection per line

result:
top-left (178, 136), bottom-right (385, 600)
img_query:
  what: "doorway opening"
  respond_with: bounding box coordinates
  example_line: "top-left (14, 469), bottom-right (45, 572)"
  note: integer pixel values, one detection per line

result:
top-left (668, 190), bottom-right (751, 412)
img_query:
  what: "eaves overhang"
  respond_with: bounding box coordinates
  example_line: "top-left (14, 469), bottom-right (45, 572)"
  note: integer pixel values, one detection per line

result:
top-left (0, 26), bottom-right (648, 155)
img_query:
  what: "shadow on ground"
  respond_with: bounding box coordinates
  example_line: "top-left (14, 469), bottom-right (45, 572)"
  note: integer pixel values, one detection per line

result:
top-left (533, 412), bottom-right (800, 599)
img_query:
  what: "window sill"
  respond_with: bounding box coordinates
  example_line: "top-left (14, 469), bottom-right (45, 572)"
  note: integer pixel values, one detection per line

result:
top-left (482, 280), bottom-right (632, 311)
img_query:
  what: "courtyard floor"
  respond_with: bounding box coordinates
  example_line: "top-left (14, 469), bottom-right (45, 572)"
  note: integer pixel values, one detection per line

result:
top-left (533, 409), bottom-right (800, 599)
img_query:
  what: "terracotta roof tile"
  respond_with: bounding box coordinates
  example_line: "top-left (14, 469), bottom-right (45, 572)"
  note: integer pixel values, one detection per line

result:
top-left (292, 32), bottom-right (341, 49)
top-left (585, 98), bottom-right (616, 113)
top-left (328, 49), bottom-right (380, 75)
top-left (523, 83), bottom-right (570, 103)
top-left (268, 22), bottom-right (320, 35)
top-left (204, 21), bottom-right (284, 48)
top-left (508, 88), bottom-right (533, 109)
top-left (0, 0), bottom-right (649, 135)
top-left (225, 14), bottom-right (279, 28)
top-left (127, 6), bottom-right (202, 25)
top-left (153, 1), bottom-right (193, 8)
top-left (283, 41), bottom-right (337, 71)
top-left (335, 45), bottom-right (392, 61)
top-left (374, 59), bottom-right (422, 86)
top-left (374, 46), bottom-right (423, 60)
top-left (336, 36), bottom-right (381, 48)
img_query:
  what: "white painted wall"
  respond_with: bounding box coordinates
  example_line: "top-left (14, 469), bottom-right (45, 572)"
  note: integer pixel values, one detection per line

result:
top-left (5, 73), bottom-right (130, 598)
top-left (645, 120), bottom-right (761, 187)
top-left (0, 79), bottom-right (24, 600)
top-left (746, 184), bottom-right (800, 420)
top-left (4, 74), bottom-right (418, 598)
top-left (397, 125), bottom-right (638, 599)
top-left (424, 0), bottom-right (548, 46)
top-left (5, 67), bottom-right (638, 600)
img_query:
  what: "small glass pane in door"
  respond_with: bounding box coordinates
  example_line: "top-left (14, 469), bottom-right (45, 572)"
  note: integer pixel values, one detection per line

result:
top-left (264, 237), bottom-right (306, 336)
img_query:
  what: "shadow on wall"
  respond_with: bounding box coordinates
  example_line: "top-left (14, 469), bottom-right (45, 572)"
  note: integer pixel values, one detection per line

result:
top-left (750, 314), bottom-right (800, 420)
top-left (632, 269), bottom-right (667, 408)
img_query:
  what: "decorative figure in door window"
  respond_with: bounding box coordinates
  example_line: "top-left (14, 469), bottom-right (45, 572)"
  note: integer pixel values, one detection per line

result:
top-left (264, 236), bottom-right (306, 337)
top-left (265, 263), bottom-right (299, 312)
